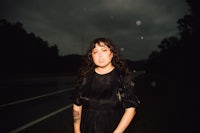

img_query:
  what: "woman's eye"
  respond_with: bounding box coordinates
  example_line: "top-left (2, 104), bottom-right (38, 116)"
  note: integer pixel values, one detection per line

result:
top-left (93, 51), bottom-right (97, 54)
top-left (102, 49), bottom-right (107, 52)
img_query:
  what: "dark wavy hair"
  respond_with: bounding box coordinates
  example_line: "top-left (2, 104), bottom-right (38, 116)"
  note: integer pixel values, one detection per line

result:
top-left (76, 37), bottom-right (133, 88)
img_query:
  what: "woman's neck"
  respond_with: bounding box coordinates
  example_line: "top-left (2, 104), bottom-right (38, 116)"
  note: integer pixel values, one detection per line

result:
top-left (95, 65), bottom-right (115, 75)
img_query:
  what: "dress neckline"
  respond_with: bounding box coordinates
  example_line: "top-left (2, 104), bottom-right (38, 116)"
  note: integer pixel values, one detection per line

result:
top-left (94, 68), bottom-right (116, 76)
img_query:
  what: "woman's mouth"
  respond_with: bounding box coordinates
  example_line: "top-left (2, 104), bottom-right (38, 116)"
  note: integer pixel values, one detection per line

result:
top-left (98, 59), bottom-right (104, 63)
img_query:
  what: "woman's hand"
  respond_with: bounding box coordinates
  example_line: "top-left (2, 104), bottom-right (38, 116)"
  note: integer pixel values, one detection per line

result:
top-left (113, 107), bottom-right (136, 133)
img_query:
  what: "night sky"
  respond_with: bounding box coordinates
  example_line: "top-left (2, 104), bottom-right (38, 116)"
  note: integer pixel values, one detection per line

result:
top-left (0, 0), bottom-right (189, 60)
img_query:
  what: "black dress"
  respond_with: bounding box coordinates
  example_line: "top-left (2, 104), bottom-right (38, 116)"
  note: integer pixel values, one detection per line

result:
top-left (74, 69), bottom-right (139, 133)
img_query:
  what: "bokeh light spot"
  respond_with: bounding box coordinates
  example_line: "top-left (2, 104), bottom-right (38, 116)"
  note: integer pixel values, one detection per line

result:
top-left (136, 20), bottom-right (141, 26)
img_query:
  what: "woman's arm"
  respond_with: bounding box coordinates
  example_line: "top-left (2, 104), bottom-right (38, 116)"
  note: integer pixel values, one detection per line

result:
top-left (113, 107), bottom-right (136, 133)
top-left (73, 104), bottom-right (82, 133)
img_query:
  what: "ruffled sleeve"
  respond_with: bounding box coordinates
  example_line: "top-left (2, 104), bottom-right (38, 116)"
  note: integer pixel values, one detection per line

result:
top-left (73, 89), bottom-right (82, 106)
top-left (73, 77), bottom-right (86, 106)
top-left (121, 81), bottom-right (140, 109)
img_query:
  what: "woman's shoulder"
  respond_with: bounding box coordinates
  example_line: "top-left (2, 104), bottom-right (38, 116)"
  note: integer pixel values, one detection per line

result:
top-left (84, 70), bottom-right (95, 81)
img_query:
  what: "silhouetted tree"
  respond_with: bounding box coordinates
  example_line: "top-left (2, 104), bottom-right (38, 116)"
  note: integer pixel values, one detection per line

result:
top-left (148, 37), bottom-right (180, 72)
top-left (0, 19), bottom-right (59, 73)
top-left (147, 0), bottom-right (197, 74)
top-left (145, 1), bottom-right (198, 132)
top-left (177, 0), bottom-right (198, 73)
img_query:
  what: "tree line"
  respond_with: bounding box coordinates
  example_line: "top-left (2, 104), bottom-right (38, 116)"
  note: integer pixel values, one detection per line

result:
top-left (0, 19), bottom-right (82, 74)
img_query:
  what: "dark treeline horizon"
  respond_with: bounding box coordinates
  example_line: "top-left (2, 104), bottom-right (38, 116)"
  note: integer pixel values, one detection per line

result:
top-left (0, 0), bottom-right (197, 77)
top-left (0, 19), bottom-right (83, 74)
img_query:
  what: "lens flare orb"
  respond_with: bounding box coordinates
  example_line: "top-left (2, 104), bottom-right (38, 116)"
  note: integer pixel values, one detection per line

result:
top-left (136, 20), bottom-right (141, 26)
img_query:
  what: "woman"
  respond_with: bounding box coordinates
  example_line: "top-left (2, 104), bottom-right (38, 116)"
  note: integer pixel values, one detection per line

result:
top-left (73, 37), bottom-right (140, 133)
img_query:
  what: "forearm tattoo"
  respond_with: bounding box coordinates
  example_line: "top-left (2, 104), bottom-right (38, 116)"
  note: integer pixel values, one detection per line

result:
top-left (73, 110), bottom-right (80, 123)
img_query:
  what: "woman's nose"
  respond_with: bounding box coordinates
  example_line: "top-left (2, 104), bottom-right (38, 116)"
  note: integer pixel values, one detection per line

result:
top-left (98, 52), bottom-right (102, 57)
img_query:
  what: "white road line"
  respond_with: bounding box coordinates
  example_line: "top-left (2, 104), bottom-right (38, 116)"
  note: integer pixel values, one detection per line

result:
top-left (8, 104), bottom-right (73, 133)
top-left (0, 87), bottom-right (74, 108)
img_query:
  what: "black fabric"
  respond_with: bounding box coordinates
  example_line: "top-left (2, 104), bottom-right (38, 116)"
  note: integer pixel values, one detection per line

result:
top-left (73, 69), bottom-right (139, 133)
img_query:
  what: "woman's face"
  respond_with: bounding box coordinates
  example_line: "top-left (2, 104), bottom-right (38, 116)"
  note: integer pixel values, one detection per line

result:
top-left (91, 42), bottom-right (113, 68)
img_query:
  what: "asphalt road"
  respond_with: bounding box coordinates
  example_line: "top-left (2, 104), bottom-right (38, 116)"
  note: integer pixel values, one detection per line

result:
top-left (0, 87), bottom-right (74, 133)
top-left (0, 76), bottom-right (75, 133)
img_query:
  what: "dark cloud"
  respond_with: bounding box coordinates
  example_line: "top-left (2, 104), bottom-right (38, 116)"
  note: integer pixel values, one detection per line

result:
top-left (0, 0), bottom-right (189, 60)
